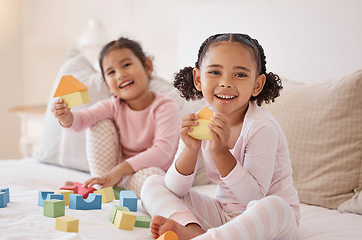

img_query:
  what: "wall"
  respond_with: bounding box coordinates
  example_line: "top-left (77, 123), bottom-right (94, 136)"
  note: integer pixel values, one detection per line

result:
top-left (178, 0), bottom-right (362, 82)
top-left (0, 0), bottom-right (22, 158)
top-left (0, 0), bottom-right (361, 159)
top-left (0, 0), bottom-right (186, 158)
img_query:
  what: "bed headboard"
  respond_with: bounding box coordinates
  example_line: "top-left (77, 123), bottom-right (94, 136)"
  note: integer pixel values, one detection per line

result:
top-left (178, 0), bottom-right (362, 83)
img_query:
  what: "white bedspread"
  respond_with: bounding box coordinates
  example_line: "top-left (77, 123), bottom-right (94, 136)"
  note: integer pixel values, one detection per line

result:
top-left (1, 159), bottom-right (362, 240)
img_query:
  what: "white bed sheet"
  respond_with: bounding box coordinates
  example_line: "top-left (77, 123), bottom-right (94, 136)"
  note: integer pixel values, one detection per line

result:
top-left (1, 159), bottom-right (362, 240)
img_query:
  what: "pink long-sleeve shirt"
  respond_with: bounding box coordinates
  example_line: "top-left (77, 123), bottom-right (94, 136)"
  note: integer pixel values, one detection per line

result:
top-left (68, 92), bottom-right (180, 172)
top-left (165, 101), bottom-right (300, 221)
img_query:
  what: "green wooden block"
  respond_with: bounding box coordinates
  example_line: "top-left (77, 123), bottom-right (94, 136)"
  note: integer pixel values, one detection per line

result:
top-left (109, 205), bottom-right (130, 223)
top-left (112, 187), bottom-right (124, 200)
top-left (43, 199), bottom-right (65, 218)
top-left (135, 215), bottom-right (151, 228)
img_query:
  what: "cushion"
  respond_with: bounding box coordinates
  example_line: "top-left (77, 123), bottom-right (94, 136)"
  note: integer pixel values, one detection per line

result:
top-left (263, 69), bottom-right (362, 210)
top-left (338, 188), bottom-right (362, 214)
top-left (34, 47), bottom-right (111, 172)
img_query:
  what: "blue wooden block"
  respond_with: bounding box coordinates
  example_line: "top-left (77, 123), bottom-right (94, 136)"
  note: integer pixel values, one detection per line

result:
top-left (69, 193), bottom-right (102, 210)
top-left (38, 191), bottom-right (54, 207)
top-left (0, 188), bottom-right (10, 203)
top-left (119, 190), bottom-right (137, 212)
top-left (0, 192), bottom-right (7, 208)
top-left (46, 194), bottom-right (64, 201)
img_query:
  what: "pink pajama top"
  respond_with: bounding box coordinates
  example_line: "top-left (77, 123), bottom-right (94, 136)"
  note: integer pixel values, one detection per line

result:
top-left (68, 92), bottom-right (180, 172)
top-left (165, 101), bottom-right (301, 221)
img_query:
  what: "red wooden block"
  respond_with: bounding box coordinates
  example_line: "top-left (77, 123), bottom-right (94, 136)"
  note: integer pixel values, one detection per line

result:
top-left (73, 182), bottom-right (96, 199)
top-left (60, 185), bottom-right (78, 194)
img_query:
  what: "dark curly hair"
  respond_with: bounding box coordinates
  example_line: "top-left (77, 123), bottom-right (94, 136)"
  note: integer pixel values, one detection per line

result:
top-left (99, 37), bottom-right (148, 82)
top-left (174, 33), bottom-right (282, 106)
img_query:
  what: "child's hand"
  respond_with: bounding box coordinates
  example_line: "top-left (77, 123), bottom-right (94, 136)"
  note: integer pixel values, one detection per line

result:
top-left (51, 98), bottom-right (73, 127)
top-left (180, 113), bottom-right (202, 150)
top-left (208, 114), bottom-right (230, 153)
top-left (83, 172), bottom-right (121, 189)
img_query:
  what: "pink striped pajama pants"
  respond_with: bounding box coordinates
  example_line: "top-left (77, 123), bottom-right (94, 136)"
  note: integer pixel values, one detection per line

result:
top-left (85, 119), bottom-right (165, 198)
top-left (141, 175), bottom-right (299, 240)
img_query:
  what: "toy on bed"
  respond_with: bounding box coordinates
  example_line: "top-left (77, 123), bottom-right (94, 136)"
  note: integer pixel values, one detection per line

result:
top-left (53, 75), bottom-right (90, 108)
top-left (0, 187), bottom-right (10, 208)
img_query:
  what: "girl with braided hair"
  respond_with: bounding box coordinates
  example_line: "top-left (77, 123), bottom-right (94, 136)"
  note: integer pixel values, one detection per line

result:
top-left (141, 33), bottom-right (300, 240)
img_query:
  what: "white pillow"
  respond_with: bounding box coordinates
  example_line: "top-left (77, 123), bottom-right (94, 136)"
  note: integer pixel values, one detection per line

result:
top-left (34, 47), bottom-right (111, 171)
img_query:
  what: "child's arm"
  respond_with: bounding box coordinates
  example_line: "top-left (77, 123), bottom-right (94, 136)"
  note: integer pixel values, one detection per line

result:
top-left (51, 98), bottom-right (73, 127)
top-left (208, 114), bottom-right (237, 177)
top-left (162, 113), bottom-right (203, 198)
top-left (174, 113), bottom-right (202, 175)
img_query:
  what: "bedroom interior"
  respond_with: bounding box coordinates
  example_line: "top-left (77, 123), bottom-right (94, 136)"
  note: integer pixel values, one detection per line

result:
top-left (1, 0), bottom-right (361, 239)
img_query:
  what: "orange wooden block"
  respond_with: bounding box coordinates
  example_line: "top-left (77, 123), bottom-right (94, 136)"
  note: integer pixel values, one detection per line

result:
top-left (53, 75), bottom-right (88, 97)
top-left (197, 106), bottom-right (213, 119)
top-left (157, 231), bottom-right (178, 240)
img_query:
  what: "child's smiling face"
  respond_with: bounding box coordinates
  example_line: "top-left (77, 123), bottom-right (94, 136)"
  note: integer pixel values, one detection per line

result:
top-left (102, 47), bottom-right (153, 107)
top-left (193, 42), bottom-right (265, 119)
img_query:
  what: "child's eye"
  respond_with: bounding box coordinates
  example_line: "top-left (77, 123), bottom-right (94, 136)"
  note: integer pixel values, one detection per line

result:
top-left (209, 71), bottom-right (221, 75)
top-left (235, 73), bottom-right (247, 78)
top-left (123, 63), bottom-right (131, 68)
top-left (107, 70), bottom-right (115, 76)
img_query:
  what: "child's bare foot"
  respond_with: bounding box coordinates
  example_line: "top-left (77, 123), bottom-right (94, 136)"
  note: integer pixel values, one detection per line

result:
top-left (150, 215), bottom-right (205, 240)
top-left (64, 181), bottom-right (74, 186)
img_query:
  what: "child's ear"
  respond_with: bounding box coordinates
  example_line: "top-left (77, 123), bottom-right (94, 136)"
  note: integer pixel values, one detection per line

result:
top-left (145, 58), bottom-right (153, 76)
top-left (252, 73), bottom-right (266, 97)
top-left (193, 68), bottom-right (202, 91)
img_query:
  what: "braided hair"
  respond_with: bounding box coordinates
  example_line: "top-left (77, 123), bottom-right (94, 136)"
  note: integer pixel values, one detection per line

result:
top-left (173, 33), bottom-right (282, 106)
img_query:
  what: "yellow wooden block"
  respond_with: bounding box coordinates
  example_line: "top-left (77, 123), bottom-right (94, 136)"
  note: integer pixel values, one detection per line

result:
top-left (60, 90), bottom-right (90, 108)
top-left (94, 187), bottom-right (116, 203)
top-left (55, 216), bottom-right (79, 233)
top-left (113, 210), bottom-right (136, 230)
top-left (157, 231), bottom-right (179, 240)
top-left (54, 190), bottom-right (74, 206)
top-left (187, 119), bottom-right (213, 140)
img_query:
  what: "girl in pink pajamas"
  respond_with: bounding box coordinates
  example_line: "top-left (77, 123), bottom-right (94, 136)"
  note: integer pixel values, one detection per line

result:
top-left (141, 33), bottom-right (300, 240)
top-left (51, 37), bottom-right (180, 197)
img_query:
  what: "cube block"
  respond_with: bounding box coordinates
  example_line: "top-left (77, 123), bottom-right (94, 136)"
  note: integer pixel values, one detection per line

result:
top-left (120, 190), bottom-right (137, 212)
top-left (113, 186), bottom-right (124, 200)
top-left (113, 210), bottom-right (136, 230)
top-left (0, 192), bottom-right (7, 208)
top-left (94, 187), bottom-right (115, 203)
top-left (43, 199), bottom-right (65, 218)
top-left (0, 188), bottom-right (10, 203)
top-left (110, 205), bottom-right (130, 223)
top-left (55, 216), bottom-right (79, 233)
top-left (135, 215), bottom-right (151, 228)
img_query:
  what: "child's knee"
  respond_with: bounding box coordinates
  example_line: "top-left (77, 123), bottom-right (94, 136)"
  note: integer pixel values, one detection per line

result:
top-left (140, 174), bottom-right (165, 198)
top-left (142, 174), bottom-right (165, 189)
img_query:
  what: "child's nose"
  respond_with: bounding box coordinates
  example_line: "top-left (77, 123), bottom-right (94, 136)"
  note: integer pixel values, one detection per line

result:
top-left (117, 71), bottom-right (126, 80)
top-left (219, 77), bottom-right (232, 88)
